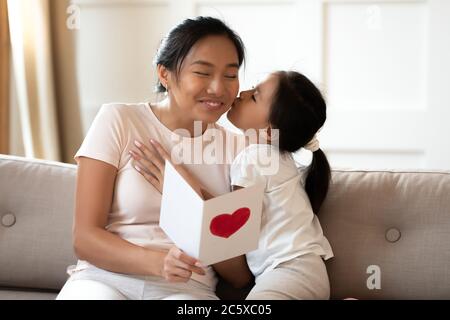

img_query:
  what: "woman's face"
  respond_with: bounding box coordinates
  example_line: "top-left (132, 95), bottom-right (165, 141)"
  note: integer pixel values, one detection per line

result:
top-left (227, 73), bottom-right (279, 131)
top-left (165, 35), bottom-right (240, 124)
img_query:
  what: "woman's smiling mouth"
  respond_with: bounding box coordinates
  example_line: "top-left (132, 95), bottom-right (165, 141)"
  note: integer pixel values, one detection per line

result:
top-left (199, 100), bottom-right (224, 110)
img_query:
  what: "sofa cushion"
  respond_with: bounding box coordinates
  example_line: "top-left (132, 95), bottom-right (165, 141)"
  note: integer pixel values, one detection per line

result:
top-left (2, 154), bottom-right (450, 299)
top-left (319, 169), bottom-right (450, 299)
top-left (0, 288), bottom-right (58, 300)
top-left (0, 155), bottom-right (77, 291)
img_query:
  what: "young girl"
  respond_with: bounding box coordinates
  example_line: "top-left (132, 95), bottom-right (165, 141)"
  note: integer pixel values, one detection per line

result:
top-left (131, 70), bottom-right (334, 299)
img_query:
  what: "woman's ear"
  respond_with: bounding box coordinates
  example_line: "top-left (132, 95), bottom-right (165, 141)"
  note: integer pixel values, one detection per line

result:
top-left (157, 64), bottom-right (170, 90)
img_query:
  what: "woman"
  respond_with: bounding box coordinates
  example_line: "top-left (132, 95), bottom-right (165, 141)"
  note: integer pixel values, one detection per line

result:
top-left (57, 16), bottom-right (252, 300)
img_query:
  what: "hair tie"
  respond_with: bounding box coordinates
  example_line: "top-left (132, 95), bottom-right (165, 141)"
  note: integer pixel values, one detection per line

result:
top-left (304, 135), bottom-right (320, 152)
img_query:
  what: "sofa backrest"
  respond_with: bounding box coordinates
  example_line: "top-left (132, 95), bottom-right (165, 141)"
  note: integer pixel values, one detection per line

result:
top-left (0, 155), bottom-right (78, 291)
top-left (1, 154), bottom-right (450, 298)
top-left (320, 169), bottom-right (450, 299)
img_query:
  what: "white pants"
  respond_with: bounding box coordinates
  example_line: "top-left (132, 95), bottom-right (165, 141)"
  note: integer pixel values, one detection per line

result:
top-left (56, 264), bottom-right (219, 300)
top-left (246, 253), bottom-right (331, 300)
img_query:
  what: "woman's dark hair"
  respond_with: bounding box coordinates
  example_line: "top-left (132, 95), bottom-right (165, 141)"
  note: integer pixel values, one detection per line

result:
top-left (153, 16), bottom-right (245, 93)
top-left (269, 71), bottom-right (331, 215)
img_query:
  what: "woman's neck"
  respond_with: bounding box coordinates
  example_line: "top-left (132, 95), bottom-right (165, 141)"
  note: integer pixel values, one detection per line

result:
top-left (152, 98), bottom-right (209, 137)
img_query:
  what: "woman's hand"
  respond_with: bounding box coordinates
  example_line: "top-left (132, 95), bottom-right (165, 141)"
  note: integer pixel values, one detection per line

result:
top-left (161, 246), bottom-right (206, 282)
top-left (129, 139), bottom-right (170, 193)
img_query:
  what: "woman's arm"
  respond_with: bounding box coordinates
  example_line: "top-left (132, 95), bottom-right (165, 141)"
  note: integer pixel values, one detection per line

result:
top-left (73, 157), bottom-right (165, 275)
top-left (73, 157), bottom-right (205, 281)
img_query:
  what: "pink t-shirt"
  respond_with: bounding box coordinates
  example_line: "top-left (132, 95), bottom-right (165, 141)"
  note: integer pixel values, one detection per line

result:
top-left (71, 102), bottom-right (244, 289)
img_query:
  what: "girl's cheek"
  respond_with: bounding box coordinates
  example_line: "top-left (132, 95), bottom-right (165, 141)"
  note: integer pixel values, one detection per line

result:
top-left (242, 110), bottom-right (255, 128)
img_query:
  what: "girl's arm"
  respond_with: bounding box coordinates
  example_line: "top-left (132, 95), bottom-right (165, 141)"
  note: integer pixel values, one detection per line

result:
top-left (130, 139), bottom-right (220, 200)
top-left (212, 185), bottom-right (253, 288)
top-left (212, 254), bottom-right (254, 288)
top-left (130, 140), bottom-right (254, 287)
top-left (213, 186), bottom-right (254, 288)
top-left (130, 139), bottom-right (207, 199)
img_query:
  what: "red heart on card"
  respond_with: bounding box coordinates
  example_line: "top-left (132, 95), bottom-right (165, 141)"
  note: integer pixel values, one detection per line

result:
top-left (209, 207), bottom-right (251, 238)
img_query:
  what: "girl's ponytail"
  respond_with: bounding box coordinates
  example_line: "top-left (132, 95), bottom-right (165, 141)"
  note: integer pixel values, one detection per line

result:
top-left (269, 71), bottom-right (331, 214)
top-left (304, 148), bottom-right (331, 214)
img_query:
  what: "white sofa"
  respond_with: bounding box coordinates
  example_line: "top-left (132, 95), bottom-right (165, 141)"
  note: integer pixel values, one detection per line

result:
top-left (1, 154), bottom-right (450, 299)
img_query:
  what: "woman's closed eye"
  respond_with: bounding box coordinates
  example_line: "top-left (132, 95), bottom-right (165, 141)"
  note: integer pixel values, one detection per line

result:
top-left (194, 71), bottom-right (237, 79)
top-left (194, 71), bottom-right (209, 76)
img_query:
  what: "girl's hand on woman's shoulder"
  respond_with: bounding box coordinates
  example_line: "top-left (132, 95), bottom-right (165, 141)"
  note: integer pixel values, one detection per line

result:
top-left (130, 138), bottom-right (207, 198)
top-left (129, 139), bottom-right (170, 193)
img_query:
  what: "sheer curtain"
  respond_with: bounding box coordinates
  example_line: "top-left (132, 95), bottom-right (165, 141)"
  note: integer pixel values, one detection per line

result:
top-left (7, 0), bottom-right (82, 163)
top-left (0, 0), bottom-right (9, 154)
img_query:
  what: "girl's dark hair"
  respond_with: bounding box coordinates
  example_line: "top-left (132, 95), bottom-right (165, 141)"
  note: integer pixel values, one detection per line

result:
top-left (153, 16), bottom-right (245, 93)
top-left (269, 71), bottom-right (331, 215)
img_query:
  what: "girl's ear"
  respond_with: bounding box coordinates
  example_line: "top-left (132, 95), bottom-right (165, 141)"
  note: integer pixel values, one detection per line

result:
top-left (265, 125), bottom-right (272, 142)
top-left (157, 64), bottom-right (171, 90)
top-left (265, 125), bottom-right (280, 146)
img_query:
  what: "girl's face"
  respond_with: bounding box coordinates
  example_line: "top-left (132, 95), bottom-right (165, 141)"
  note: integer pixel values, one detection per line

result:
top-left (227, 73), bottom-right (279, 131)
top-left (163, 35), bottom-right (240, 124)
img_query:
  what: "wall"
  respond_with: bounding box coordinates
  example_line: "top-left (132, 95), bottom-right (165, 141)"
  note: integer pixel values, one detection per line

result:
top-left (72, 0), bottom-right (450, 170)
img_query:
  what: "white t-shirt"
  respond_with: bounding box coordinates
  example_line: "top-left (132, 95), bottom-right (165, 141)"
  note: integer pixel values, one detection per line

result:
top-left (71, 102), bottom-right (244, 289)
top-left (230, 144), bottom-right (334, 278)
